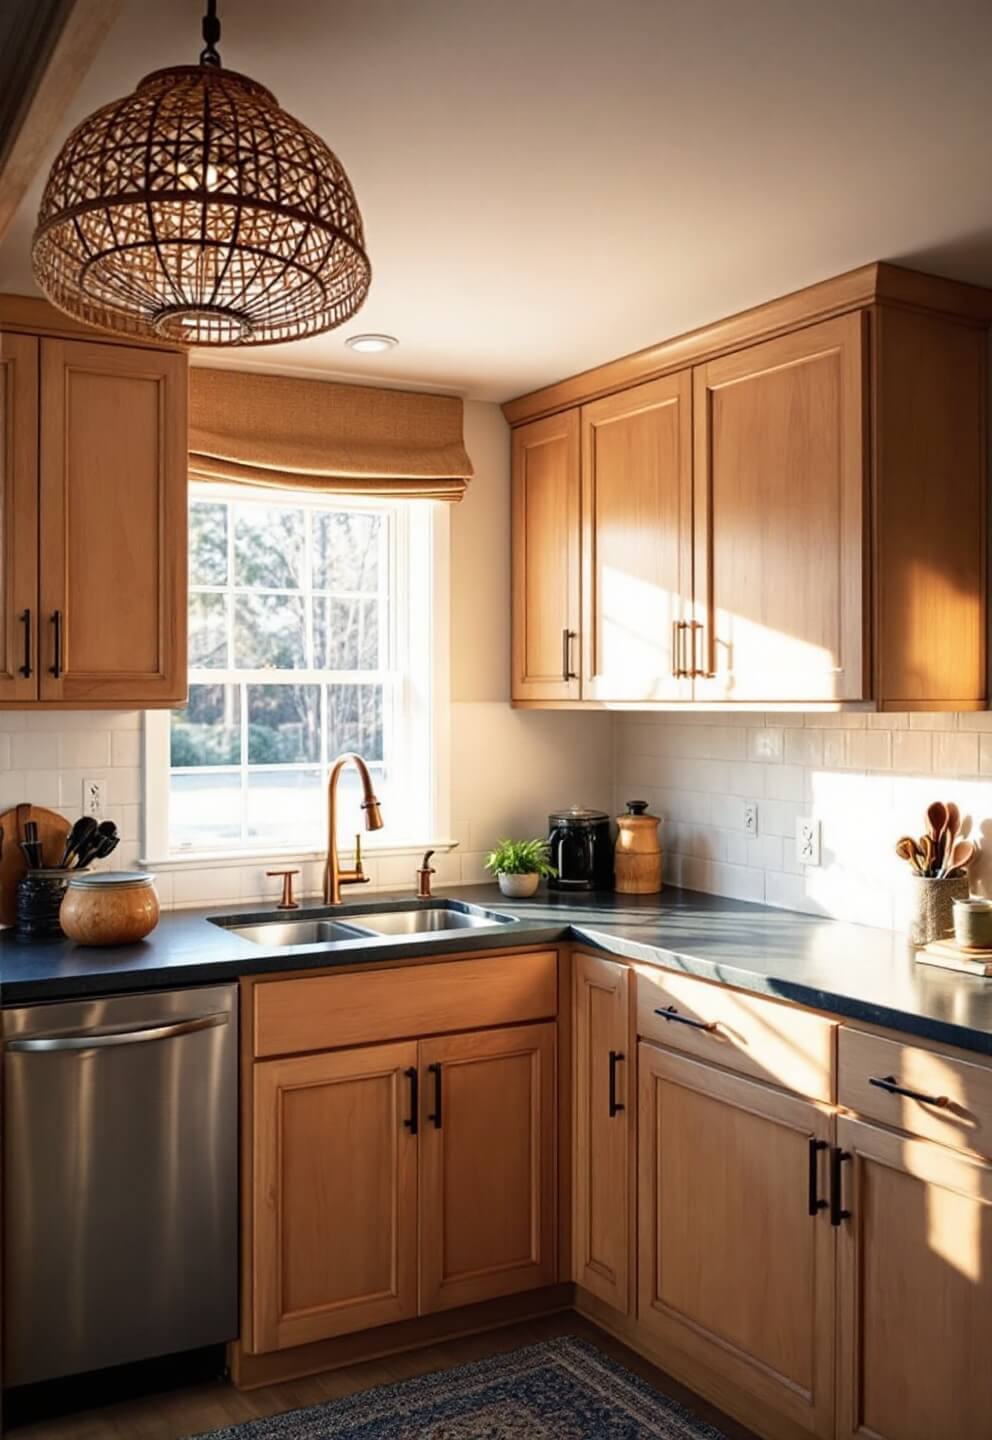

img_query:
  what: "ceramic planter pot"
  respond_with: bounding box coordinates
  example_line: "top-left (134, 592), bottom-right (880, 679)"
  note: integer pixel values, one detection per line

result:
top-left (497, 872), bottom-right (541, 899)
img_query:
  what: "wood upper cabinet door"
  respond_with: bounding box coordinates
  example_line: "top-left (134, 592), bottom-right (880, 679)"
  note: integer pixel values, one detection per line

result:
top-left (638, 1044), bottom-right (835, 1440)
top-left (836, 1116), bottom-right (992, 1440)
top-left (692, 313), bottom-right (867, 702)
top-left (0, 334), bottom-right (38, 702)
top-left (573, 952), bottom-right (630, 1312)
top-left (419, 1022), bottom-right (556, 1313)
top-left (251, 1041), bottom-right (418, 1353)
top-left (581, 373), bottom-right (692, 701)
top-left (511, 411), bottom-right (581, 700)
top-left (39, 338), bottom-right (187, 705)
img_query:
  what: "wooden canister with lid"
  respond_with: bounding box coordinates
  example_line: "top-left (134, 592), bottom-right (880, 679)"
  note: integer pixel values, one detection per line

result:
top-left (614, 800), bottom-right (662, 894)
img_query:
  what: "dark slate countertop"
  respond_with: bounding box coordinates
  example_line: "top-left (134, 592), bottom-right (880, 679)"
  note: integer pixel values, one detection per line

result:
top-left (2, 884), bottom-right (991, 1056)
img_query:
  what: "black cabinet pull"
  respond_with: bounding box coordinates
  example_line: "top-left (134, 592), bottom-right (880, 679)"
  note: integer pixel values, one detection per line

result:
top-left (49, 610), bottom-right (62, 679)
top-left (830, 1146), bottom-right (851, 1226)
top-left (654, 1005), bottom-right (718, 1033)
top-left (403, 1066), bottom-right (418, 1136)
top-left (608, 1049), bottom-right (625, 1117)
top-left (561, 628), bottom-right (577, 682)
top-left (428, 1061), bottom-right (442, 1129)
top-left (808, 1137), bottom-right (828, 1216)
top-left (869, 1074), bottom-right (949, 1109)
top-left (19, 609), bottom-right (31, 678)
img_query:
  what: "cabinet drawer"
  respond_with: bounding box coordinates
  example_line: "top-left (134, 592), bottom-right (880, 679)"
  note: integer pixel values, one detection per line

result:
top-left (635, 965), bottom-right (835, 1103)
top-left (253, 950), bottom-right (558, 1058)
top-left (838, 1026), bottom-right (992, 1159)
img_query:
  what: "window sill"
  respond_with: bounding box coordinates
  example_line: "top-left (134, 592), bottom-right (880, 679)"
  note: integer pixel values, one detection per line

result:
top-left (139, 840), bottom-right (460, 872)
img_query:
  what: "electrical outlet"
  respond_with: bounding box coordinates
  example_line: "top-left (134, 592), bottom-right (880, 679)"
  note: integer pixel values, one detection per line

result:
top-left (743, 802), bottom-right (758, 837)
top-left (796, 817), bottom-right (821, 866)
top-left (82, 778), bottom-right (104, 819)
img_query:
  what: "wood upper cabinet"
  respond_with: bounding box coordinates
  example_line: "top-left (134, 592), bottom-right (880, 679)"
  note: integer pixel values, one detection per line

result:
top-left (251, 1041), bottom-right (419, 1353)
top-left (419, 1022), bottom-right (556, 1313)
top-left (0, 334), bottom-right (38, 703)
top-left (572, 952), bottom-right (631, 1312)
top-left (835, 1115), bottom-right (992, 1440)
top-left (511, 411), bottom-right (580, 700)
top-left (692, 313), bottom-right (867, 703)
top-left (38, 338), bottom-right (187, 705)
top-left (638, 1043), bottom-right (835, 1440)
top-left (581, 374), bottom-right (692, 701)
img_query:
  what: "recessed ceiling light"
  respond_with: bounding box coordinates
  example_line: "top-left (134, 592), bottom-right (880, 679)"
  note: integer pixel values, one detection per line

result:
top-left (345, 333), bottom-right (399, 353)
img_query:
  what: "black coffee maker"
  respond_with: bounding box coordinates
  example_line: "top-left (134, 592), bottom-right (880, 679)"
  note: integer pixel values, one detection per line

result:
top-left (547, 806), bottom-right (613, 891)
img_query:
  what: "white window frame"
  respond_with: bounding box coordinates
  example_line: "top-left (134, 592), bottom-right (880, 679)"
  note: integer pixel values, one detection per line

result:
top-left (143, 483), bottom-right (451, 868)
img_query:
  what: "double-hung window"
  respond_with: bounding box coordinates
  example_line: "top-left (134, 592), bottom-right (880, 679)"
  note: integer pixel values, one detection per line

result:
top-left (144, 482), bottom-right (444, 859)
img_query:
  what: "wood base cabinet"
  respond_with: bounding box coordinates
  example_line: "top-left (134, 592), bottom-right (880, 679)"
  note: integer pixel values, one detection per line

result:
top-left (252, 1042), bottom-right (419, 1353)
top-left (250, 1021), bottom-right (557, 1354)
top-left (836, 1115), bottom-right (992, 1440)
top-left (419, 1023), bottom-right (557, 1313)
top-left (572, 952), bottom-right (631, 1311)
top-left (637, 1043), bottom-right (835, 1440)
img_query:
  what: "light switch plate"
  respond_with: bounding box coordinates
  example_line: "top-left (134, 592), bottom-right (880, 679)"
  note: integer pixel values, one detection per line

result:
top-left (743, 802), bottom-right (758, 837)
top-left (796, 817), bottom-right (821, 866)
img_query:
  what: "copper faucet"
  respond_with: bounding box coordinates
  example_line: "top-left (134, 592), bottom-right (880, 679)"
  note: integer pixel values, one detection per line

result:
top-left (324, 752), bottom-right (384, 904)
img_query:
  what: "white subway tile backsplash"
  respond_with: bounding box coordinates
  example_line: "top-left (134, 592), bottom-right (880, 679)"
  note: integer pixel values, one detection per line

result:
top-left (11, 732), bottom-right (60, 769)
top-left (111, 730), bottom-right (142, 768)
top-left (632, 711), bottom-right (992, 929)
top-left (59, 732), bottom-right (112, 769)
top-left (933, 730), bottom-right (979, 776)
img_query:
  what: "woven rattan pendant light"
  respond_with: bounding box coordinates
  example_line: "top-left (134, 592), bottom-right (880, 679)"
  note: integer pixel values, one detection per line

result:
top-left (32, 2), bottom-right (371, 346)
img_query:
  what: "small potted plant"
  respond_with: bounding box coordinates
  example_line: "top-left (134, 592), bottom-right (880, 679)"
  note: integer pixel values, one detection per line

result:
top-left (484, 838), bottom-right (557, 899)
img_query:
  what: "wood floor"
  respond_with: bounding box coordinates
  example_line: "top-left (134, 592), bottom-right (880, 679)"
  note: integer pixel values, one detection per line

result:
top-left (9, 1312), bottom-right (760, 1439)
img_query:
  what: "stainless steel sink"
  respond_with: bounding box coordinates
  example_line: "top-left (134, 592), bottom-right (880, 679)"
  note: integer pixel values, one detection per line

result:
top-left (212, 902), bottom-right (516, 948)
top-left (223, 918), bottom-right (375, 947)
top-left (344, 905), bottom-right (514, 936)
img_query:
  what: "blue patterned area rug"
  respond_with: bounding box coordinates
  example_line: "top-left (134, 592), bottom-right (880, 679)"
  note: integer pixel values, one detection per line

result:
top-left (189, 1337), bottom-right (728, 1439)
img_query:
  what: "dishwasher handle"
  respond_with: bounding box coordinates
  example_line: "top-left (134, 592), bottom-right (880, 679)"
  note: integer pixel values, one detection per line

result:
top-left (5, 1011), bottom-right (230, 1052)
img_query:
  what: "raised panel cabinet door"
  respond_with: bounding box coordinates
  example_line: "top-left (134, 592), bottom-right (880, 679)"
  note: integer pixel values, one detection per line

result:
top-left (573, 951), bottom-right (630, 1311)
top-left (419, 1022), bottom-right (556, 1313)
top-left (39, 338), bottom-right (187, 705)
top-left (693, 313), bottom-right (867, 702)
top-left (836, 1115), bottom-right (992, 1440)
top-left (511, 411), bottom-right (581, 701)
top-left (0, 333), bottom-right (38, 702)
top-left (638, 1044), bottom-right (835, 1440)
top-left (251, 1041), bottom-right (419, 1353)
top-left (581, 372), bottom-right (693, 702)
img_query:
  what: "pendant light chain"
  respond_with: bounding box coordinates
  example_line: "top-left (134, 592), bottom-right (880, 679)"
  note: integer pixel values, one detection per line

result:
top-left (200, 0), bottom-right (222, 67)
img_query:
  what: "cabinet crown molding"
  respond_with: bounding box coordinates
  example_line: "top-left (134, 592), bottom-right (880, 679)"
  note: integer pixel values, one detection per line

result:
top-left (502, 261), bottom-right (992, 426)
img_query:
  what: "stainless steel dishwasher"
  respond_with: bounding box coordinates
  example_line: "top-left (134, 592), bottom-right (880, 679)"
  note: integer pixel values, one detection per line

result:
top-left (2, 984), bottom-right (238, 1386)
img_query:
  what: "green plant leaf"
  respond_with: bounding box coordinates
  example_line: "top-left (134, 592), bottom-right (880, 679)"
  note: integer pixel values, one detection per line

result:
top-left (483, 837), bottom-right (557, 878)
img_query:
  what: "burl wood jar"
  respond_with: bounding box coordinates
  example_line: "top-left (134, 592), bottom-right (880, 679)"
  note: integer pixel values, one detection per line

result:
top-left (614, 800), bottom-right (663, 894)
top-left (61, 872), bottom-right (160, 946)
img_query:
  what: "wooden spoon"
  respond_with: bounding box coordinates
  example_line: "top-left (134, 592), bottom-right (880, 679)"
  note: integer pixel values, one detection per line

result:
top-left (895, 836), bottom-right (924, 873)
top-left (919, 835), bottom-right (936, 877)
top-left (945, 801), bottom-right (961, 850)
top-left (946, 838), bottom-right (975, 874)
top-left (927, 800), bottom-right (949, 874)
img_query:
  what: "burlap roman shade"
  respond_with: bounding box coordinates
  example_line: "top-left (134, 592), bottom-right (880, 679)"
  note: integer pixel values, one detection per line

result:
top-left (189, 367), bottom-right (473, 500)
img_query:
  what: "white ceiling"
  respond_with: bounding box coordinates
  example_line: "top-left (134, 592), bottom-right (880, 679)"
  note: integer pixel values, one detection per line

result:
top-left (3, 0), bottom-right (992, 401)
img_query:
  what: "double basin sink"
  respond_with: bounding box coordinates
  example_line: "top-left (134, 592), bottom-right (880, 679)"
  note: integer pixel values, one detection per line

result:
top-left (212, 900), bottom-right (517, 950)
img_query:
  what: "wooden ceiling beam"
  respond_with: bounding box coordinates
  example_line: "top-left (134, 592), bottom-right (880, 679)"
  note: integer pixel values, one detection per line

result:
top-left (0, 0), bottom-right (122, 245)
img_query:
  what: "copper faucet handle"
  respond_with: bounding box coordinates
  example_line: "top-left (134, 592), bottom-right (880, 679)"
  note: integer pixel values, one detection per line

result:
top-left (267, 869), bottom-right (300, 910)
top-left (417, 849), bottom-right (436, 899)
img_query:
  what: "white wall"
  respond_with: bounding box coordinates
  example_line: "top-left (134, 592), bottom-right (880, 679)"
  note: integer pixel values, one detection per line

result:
top-left (0, 400), bottom-right (613, 910)
top-left (616, 710), bottom-right (992, 931)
